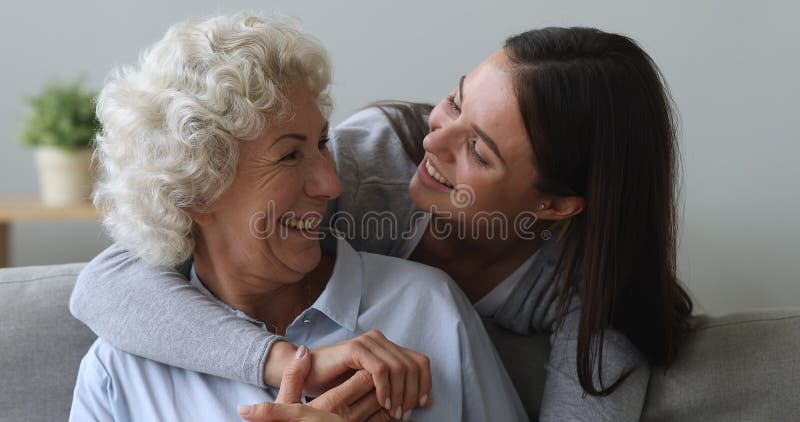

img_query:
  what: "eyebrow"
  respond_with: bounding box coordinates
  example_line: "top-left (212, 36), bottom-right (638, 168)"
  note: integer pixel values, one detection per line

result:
top-left (458, 75), bottom-right (506, 165)
top-left (471, 124), bottom-right (506, 165)
top-left (272, 133), bottom-right (306, 145)
top-left (272, 121), bottom-right (329, 146)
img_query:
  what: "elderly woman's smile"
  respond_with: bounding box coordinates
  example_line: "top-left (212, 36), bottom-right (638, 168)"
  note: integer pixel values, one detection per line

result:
top-left (187, 85), bottom-right (342, 317)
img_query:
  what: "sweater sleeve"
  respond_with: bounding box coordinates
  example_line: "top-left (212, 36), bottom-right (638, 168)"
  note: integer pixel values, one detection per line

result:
top-left (69, 243), bottom-right (283, 387)
top-left (538, 309), bottom-right (650, 421)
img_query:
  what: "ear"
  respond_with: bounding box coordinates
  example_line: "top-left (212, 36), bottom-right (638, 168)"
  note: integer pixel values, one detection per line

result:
top-left (536, 195), bottom-right (585, 221)
top-left (185, 206), bottom-right (216, 227)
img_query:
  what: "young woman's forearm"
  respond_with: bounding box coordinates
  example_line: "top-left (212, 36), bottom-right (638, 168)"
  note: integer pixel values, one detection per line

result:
top-left (69, 243), bottom-right (284, 386)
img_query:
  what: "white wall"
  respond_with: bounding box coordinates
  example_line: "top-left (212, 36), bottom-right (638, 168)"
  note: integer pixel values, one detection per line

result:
top-left (1, 0), bottom-right (798, 315)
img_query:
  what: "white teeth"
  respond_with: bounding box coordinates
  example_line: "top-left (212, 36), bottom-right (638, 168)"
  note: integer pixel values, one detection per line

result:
top-left (425, 159), bottom-right (454, 188)
top-left (281, 216), bottom-right (317, 230)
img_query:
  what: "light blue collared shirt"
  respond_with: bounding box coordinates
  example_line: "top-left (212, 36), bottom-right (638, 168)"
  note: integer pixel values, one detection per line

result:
top-left (70, 237), bottom-right (527, 421)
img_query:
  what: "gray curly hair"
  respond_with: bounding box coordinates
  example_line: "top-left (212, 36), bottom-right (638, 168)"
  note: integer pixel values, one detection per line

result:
top-left (93, 12), bottom-right (332, 266)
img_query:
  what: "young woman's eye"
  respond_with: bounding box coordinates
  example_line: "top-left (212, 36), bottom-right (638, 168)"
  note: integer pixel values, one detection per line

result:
top-left (447, 94), bottom-right (461, 114)
top-left (469, 138), bottom-right (488, 167)
top-left (318, 137), bottom-right (330, 150)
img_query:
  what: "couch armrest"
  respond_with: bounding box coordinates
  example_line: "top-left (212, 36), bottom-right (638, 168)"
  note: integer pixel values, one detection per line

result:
top-left (0, 263), bottom-right (96, 422)
top-left (643, 309), bottom-right (800, 422)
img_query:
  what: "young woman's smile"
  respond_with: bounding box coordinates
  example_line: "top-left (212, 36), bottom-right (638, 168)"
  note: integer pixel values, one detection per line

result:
top-left (409, 51), bottom-right (543, 221)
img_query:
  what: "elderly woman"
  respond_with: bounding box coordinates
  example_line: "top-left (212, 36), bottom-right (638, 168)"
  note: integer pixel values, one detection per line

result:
top-left (68, 13), bottom-right (526, 422)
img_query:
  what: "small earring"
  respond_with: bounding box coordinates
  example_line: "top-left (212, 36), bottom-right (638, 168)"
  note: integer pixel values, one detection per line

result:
top-left (539, 203), bottom-right (546, 210)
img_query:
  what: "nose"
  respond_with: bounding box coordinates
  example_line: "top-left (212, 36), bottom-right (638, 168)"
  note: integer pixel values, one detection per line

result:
top-left (424, 105), bottom-right (459, 163)
top-left (305, 154), bottom-right (343, 201)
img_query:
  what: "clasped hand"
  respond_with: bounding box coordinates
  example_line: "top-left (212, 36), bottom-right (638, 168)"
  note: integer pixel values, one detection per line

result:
top-left (242, 330), bottom-right (433, 421)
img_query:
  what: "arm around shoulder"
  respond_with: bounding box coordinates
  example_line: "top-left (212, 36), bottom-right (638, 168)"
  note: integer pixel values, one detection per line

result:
top-left (69, 243), bottom-right (282, 386)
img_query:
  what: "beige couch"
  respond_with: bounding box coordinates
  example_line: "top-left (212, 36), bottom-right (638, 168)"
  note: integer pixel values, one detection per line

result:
top-left (1, 263), bottom-right (798, 421)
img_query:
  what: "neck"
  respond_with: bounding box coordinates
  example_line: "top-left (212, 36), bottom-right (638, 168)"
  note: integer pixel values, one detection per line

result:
top-left (192, 238), bottom-right (334, 335)
top-left (410, 215), bottom-right (552, 302)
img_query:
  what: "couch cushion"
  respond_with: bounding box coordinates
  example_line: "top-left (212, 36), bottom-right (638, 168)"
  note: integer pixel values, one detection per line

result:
top-left (486, 309), bottom-right (800, 422)
top-left (0, 263), bottom-right (96, 422)
top-left (642, 309), bottom-right (800, 421)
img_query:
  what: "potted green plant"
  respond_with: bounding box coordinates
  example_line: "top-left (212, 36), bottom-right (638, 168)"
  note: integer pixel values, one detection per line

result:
top-left (20, 78), bottom-right (100, 206)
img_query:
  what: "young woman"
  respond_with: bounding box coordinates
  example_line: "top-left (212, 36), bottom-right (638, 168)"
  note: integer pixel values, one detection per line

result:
top-left (71, 26), bottom-right (693, 421)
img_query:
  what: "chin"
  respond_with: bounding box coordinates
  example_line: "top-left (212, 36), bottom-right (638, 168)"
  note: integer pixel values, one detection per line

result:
top-left (408, 175), bottom-right (432, 210)
top-left (409, 177), bottom-right (455, 216)
top-left (290, 242), bottom-right (323, 275)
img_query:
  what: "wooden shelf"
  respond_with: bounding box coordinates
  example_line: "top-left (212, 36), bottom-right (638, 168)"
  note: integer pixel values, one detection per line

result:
top-left (0, 195), bottom-right (100, 267)
top-left (0, 196), bottom-right (98, 222)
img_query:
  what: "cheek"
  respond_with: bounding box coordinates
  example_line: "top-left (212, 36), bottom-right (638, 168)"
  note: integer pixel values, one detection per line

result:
top-left (225, 177), bottom-right (299, 241)
top-left (453, 165), bottom-right (495, 199)
top-left (461, 171), bottom-right (532, 214)
top-left (463, 187), bottom-right (504, 215)
top-left (254, 169), bottom-right (304, 210)
top-left (211, 183), bottom-right (262, 237)
top-left (246, 204), bottom-right (276, 242)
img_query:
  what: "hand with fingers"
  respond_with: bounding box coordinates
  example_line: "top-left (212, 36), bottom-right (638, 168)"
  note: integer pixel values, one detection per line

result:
top-left (265, 330), bottom-right (433, 421)
top-left (239, 345), bottom-right (393, 422)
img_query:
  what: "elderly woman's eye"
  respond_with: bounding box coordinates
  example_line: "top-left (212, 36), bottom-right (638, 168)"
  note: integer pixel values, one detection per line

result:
top-left (279, 151), bottom-right (299, 162)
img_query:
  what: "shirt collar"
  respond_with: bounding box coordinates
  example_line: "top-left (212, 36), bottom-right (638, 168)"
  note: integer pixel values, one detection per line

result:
top-left (187, 234), bottom-right (363, 332)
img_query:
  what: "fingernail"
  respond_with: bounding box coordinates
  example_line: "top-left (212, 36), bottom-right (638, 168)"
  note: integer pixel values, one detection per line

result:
top-left (295, 345), bottom-right (307, 360)
top-left (419, 394), bottom-right (428, 407)
top-left (394, 407), bottom-right (402, 420)
top-left (237, 404), bottom-right (252, 415)
top-left (403, 410), bottom-right (412, 421)
top-left (384, 398), bottom-right (391, 411)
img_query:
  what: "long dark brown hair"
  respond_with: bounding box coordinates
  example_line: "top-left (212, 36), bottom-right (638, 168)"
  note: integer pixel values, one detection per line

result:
top-left (372, 26), bottom-right (693, 397)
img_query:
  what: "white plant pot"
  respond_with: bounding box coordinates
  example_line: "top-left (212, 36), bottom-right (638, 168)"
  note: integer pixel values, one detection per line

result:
top-left (34, 146), bottom-right (94, 207)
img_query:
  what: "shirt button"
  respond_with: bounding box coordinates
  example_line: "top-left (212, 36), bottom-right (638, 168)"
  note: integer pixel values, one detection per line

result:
top-left (303, 319), bottom-right (312, 324)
